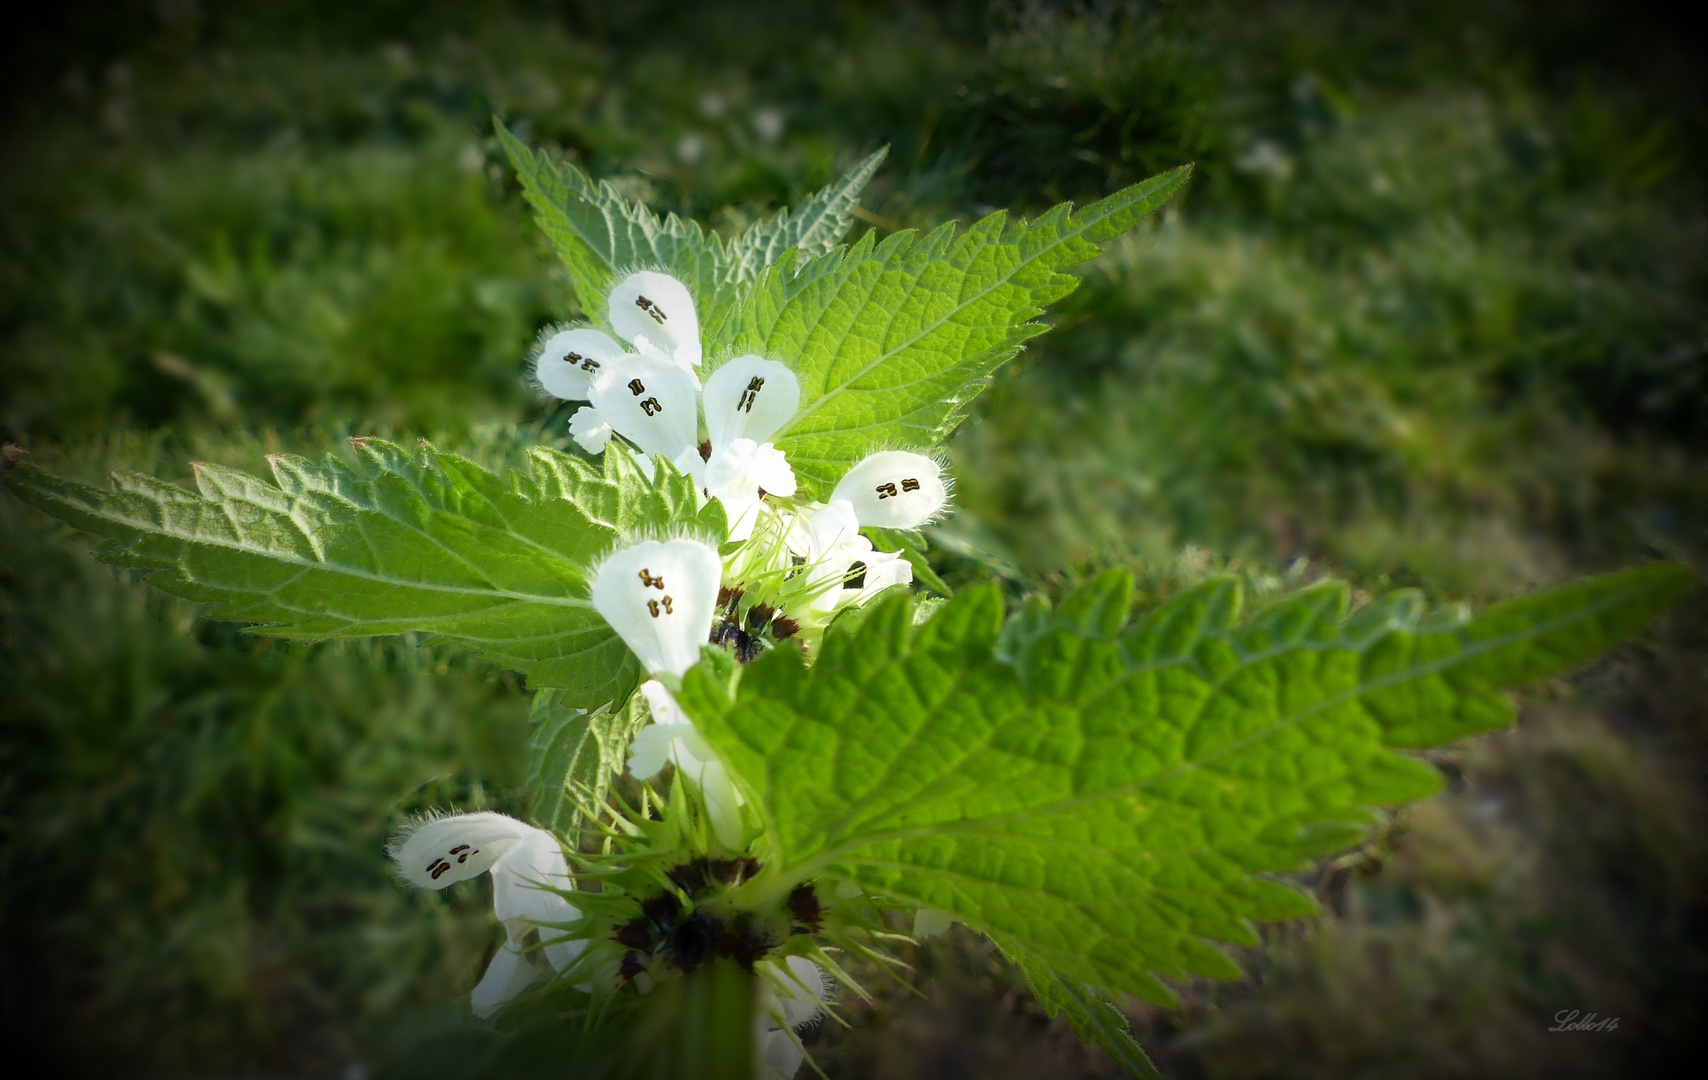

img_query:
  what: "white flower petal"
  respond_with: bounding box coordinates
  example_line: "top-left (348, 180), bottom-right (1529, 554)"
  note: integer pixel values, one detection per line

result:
top-left (775, 956), bottom-right (830, 1029)
top-left (471, 941), bottom-right (536, 1018)
top-left (390, 811), bottom-right (534, 890)
top-left (804, 500), bottom-right (862, 604)
top-left (749, 443), bottom-right (797, 498)
top-left (568, 406), bottom-right (614, 454)
top-left (590, 539), bottom-right (721, 678)
top-left (536, 328), bottom-right (626, 401)
top-left (702, 356), bottom-right (800, 448)
top-left (491, 832), bottom-right (574, 931)
top-left (695, 439), bottom-right (794, 542)
top-left (637, 680), bottom-right (744, 848)
top-left (758, 1028), bottom-right (805, 1080)
top-left (638, 677), bottom-right (690, 727)
top-left (588, 354), bottom-right (700, 461)
top-left (853, 548), bottom-right (913, 605)
top-left (830, 450), bottom-right (949, 530)
top-left (627, 723), bottom-right (676, 780)
top-left (608, 271), bottom-right (702, 369)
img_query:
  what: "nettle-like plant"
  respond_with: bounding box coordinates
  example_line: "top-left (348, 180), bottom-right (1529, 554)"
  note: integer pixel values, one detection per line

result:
top-left (3, 124), bottom-right (1689, 1078)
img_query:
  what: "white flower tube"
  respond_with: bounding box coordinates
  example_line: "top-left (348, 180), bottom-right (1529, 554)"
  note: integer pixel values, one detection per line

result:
top-left (535, 328), bottom-right (627, 401)
top-left (590, 538), bottom-right (721, 679)
top-left (680, 437), bottom-right (798, 542)
top-left (588, 354), bottom-right (700, 461)
top-left (628, 680), bottom-right (744, 849)
top-left (829, 450), bottom-right (949, 530)
top-left (568, 406), bottom-right (614, 453)
top-left (390, 812), bottom-right (585, 1017)
top-left (608, 270), bottom-right (702, 371)
top-left (701, 355), bottom-right (800, 448)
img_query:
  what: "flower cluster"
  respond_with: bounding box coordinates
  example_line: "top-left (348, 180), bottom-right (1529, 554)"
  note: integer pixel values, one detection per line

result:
top-left (394, 268), bottom-right (953, 1072)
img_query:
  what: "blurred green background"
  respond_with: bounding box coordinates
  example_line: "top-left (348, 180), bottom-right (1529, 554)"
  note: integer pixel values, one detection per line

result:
top-left (2, 1), bottom-right (1704, 1076)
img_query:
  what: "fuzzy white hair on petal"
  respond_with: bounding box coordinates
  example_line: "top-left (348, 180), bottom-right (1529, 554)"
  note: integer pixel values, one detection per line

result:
top-left (830, 449), bottom-right (951, 530)
top-left (389, 810), bottom-right (535, 890)
top-left (535, 327), bottom-right (627, 401)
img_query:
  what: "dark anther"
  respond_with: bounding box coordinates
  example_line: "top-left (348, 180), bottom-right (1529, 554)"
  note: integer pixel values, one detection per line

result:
top-left (772, 615), bottom-right (801, 640)
top-left (786, 883), bottom-right (823, 934)
top-left (628, 378), bottom-right (646, 396)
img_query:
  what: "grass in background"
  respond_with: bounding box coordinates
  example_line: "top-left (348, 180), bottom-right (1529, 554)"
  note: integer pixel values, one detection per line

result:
top-left (2, 1), bottom-right (1703, 1075)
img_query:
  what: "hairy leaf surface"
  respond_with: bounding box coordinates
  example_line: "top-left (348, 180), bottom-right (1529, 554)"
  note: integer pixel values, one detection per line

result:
top-left (499, 122), bottom-right (884, 342)
top-left (726, 166), bottom-right (1192, 494)
top-left (5, 440), bottom-right (724, 708)
top-left (528, 690), bottom-right (649, 835)
top-left (681, 564), bottom-right (1688, 1006)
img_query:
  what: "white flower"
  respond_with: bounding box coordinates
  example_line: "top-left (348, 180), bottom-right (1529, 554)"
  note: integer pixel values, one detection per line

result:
top-left (701, 355), bottom-right (800, 448)
top-left (390, 811), bottom-right (585, 1017)
top-left (830, 450), bottom-right (950, 530)
top-left (588, 354), bottom-right (701, 461)
top-left (608, 270), bottom-right (703, 371)
top-left (675, 355), bottom-right (802, 540)
top-left (678, 437), bottom-right (797, 542)
top-left (628, 680), bottom-right (745, 849)
top-left (535, 327), bottom-right (627, 401)
top-left (800, 500), bottom-right (913, 611)
top-left (755, 956), bottom-right (830, 1080)
top-left (590, 538), bottom-right (722, 679)
top-left (568, 406), bottom-right (614, 453)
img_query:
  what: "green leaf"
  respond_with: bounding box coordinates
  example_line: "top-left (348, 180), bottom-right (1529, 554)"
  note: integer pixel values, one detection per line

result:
top-left (498, 120), bottom-right (884, 342)
top-left (681, 563), bottom-right (1688, 1007)
top-left (4, 439), bottom-right (725, 708)
top-left (1005, 945), bottom-right (1160, 1080)
top-left (526, 689), bottom-right (648, 835)
top-left (725, 165), bottom-right (1193, 494)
